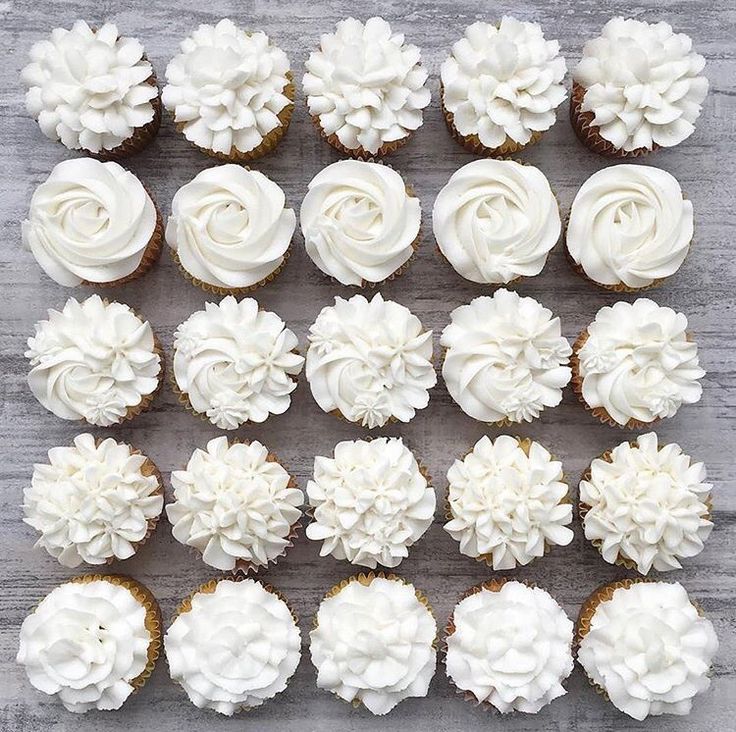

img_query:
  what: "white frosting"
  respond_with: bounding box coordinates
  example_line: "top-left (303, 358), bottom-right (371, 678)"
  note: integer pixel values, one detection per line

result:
top-left (165, 579), bottom-right (300, 714)
top-left (578, 582), bottom-right (718, 720)
top-left (166, 165), bottom-right (295, 289)
top-left (22, 21), bottom-right (157, 153)
top-left (303, 17), bottom-right (431, 154)
top-left (22, 159), bottom-right (157, 286)
top-left (300, 160), bottom-right (420, 286)
top-left (166, 437), bottom-right (303, 571)
top-left (17, 579), bottom-right (152, 713)
top-left (24, 433), bottom-right (163, 567)
top-left (162, 19), bottom-right (291, 155)
top-left (577, 299), bottom-right (704, 425)
top-left (173, 296), bottom-right (304, 429)
top-left (306, 438), bottom-right (435, 568)
top-left (310, 576), bottom-right (436, 714)
top-left (581, 433), bottom-right (712, 574)
top-left (567, 165), bottom-right (693, 289)
top-left (306, 293), bottom-right (436, 428)
top-left (441, 18), bottom-right (567, 149)
top-left (433, 160), bottom-right (560, 284)
top-left (574, 17), bottom-right (709, 152)
top-left (445, 435), bottom-right (573, 569)
top-left (446, 582), bottom-right (574, 713)
top-left (26, 295), bottom-right (161, 426)
top-left (441, 290), bottom-right (572, 424)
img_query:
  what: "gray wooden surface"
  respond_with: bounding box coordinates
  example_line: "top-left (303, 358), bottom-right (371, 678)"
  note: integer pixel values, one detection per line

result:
top-left (1, 1), bottom-right (734, 730)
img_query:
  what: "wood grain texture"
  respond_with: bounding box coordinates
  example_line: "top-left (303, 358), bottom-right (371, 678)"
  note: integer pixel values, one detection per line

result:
top-left (1, 1), bottom-right (735, 730)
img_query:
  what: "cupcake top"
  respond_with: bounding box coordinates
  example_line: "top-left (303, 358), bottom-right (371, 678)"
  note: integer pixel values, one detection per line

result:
top-left (24, 433), bottom-right (163, 567)
top-left (306, 437), bottom-right (435, 568)
top-left (300, 160), bottom-right (420, 286)
top-left (433, 159), bottom-right (560, 284)
top-left (306, 293), bottom-right (436, 428)
top-left (21, 21), bottom-right (158, 154)
top-left (441, 289), bottom-right (572, 424)
top-left (26, 295), bottom-right (161, 426)
top-left (166, 165), bottom-right (295, 290)
top-left (567, 165), bottom-right (693, 289)
top-left (445, 435), bottom-right (573, 569)
top-left (162, 19), bottom-right (292, 156)
top-left (23, 159), bottom-right (157, 287)
top-left (573, 17), bottom-right (709, 152)
top-left (446, 581), bottom-right (574, 713)
top-left (173, 296), bottom-right (304, 429)
top-left (310, 575), bottom-right (436, 714)
top-left (581, 432), bottom-right (712, 574)
top-left (578, 581), bottom-right (718, 720)
top-left (441, 18), bottom-right (567, 149)
top-left (576, 299), bottom-right (704, 425)
top-left (165, 579), bottom-right (301, 714)
top-left (166, 437), bottom-right (302, 571)
top-left (17, 578), bottom-right (153, 713)
top-left (303, 17), bottom-right (431, 154)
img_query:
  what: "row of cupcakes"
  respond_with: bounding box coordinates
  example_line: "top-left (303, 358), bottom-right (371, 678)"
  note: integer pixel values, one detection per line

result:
top-left (22, 17), bottom-right (709, 161)
top-left (17, 572), bottom-right (718, 720)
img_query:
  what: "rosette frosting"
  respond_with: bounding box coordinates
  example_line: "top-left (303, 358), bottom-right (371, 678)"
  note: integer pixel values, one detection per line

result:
top-left (306, 293), bottom-right (436, 427)
top-left (300, 160), bottom-right (420, 286)
top-left (441, 290), bottom-right (572, 424)
top-left (165, 579), bottom-right (301, 714)
top-left (310, 576), bottom-right (436, 714)
top-left (433, 159), bottom-right (560, 284)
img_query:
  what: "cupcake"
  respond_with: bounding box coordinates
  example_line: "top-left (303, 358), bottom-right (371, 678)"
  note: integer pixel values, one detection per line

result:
top-left (566, 165), bottom-right (693, 291)
top-left (306, 437), bottom-right (435, 568)
top-left (26, 295), bottom-right (163, 426)
top-left (21, 21), bottom-right (161, 159)
top-left (571, 18), bottom-right (709, 157)
top-left (444, 435), bottom-right (573, 569)
top-left (310, 573), bottom-right (436, 714)
top-left (300, 160), bottom-right (421, 286)
top-left (440, 18), bottom-right (567, 156)
top-left (165, 577), bottom-right (301, 714)
top-left (433, 159), bottom-right (561, 284)
top-left (303, 17), bottom-right (431, 158)
top-left (306, 293), bottom-right (436, 428)
top-left (162, 19), bottom-right (294, 161)
top-left (441, 289), bottom-right (572, 425)
top-left (571, 299), bottom-right (705, 428)
top-left (580, 432), bottom-right (713, 574)
top-left (166, 436), bottom-right (302, 572)
top-left (17, 574), bottom-right (161, 713)
top-left (166, 165), bottom-right (295, 294)
top-left (24, 433), bottom-right (163, 567)
top-left (172, 296), bottom-right (304, 429)
top-left (577, 580), bottom-right (718, 720)
top-left (446, 580), bottom-right (574, 713)
top-left (22, 159), bottom-right (162, 287)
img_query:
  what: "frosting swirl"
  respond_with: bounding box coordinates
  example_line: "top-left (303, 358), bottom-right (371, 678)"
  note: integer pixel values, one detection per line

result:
top-left (306, 293), bottom-right (436, 427)
top-left (577, 299), bottom-right (705, 425)
top-left (441, 290), bottom-right (572, 424)
top-left (165, 579), bottom-right (301, 714)
top-left (23, 159), bottom-right (157, 286)
top-left (26, 295), bottom-right (161, 426)
top-left (446, 582), bottom-right (574, 712)
top-left (166, 437), bottom-right (303, 571)
top-left (21, 21), bottom-right (158, 153)
top-left (303, 17), bottom-right (431, 154)
top-left (166, 165), bottom-right (295, 289)
top-left (433, 160), bottom-right (560, 284)
top-left (173, 296), bottom-right (304, 429)
top-left (306, 438), bottom-right (435, 568)
top-left (310, 576), bottom-right (436, 714)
